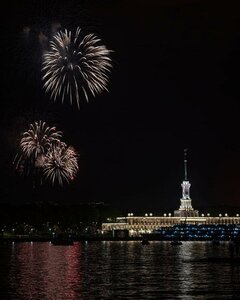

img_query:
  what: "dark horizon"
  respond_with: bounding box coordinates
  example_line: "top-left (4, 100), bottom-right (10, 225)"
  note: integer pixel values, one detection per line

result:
top-left (1, 0), bottom-right (240, 211)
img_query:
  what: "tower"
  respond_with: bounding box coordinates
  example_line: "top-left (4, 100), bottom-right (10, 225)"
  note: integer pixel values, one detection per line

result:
top-left (174, 149), bottom-right (199, 217)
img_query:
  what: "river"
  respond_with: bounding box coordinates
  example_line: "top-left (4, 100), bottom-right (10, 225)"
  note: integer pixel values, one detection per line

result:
top-left (0, 241), bottom-right (239, 299)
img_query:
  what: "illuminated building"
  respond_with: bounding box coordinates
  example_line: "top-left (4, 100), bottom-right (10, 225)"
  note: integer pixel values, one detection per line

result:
top-left (174, 149), bottom-right (198, 217)
top-left (102, 150), bottom-right (240, 236)
top-left (102, 215), bottom-right (240, 237)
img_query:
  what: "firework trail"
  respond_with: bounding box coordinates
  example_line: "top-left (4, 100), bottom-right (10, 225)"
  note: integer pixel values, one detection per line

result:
top-left (13, 153), bottom-right (35, 176)
top-left (42, 143), bottom-right (79, 185)
top-left (41, 27), bottom-right (112, 108)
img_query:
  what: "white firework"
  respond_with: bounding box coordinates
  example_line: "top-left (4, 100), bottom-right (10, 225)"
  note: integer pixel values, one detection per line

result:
top-left (42, 143), bottom-right (79, 185)
top-left (42, 27), bottom-right (112, 108)
top-left (20, 120), bottom-right (62, 158)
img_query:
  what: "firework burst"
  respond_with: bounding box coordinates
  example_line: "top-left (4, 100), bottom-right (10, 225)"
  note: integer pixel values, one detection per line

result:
top-left (42, 143), bottom-right (79, 185)
top-left (20, 120), bottom-right (62, 158)
top-left (41, 27), bottom-right (112, 108)
top-left (14, 120), bottom-right (79, 186)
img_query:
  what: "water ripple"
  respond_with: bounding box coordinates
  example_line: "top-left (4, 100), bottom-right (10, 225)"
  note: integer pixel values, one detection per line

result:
top-left (0, 241), bottom-right (239, 299)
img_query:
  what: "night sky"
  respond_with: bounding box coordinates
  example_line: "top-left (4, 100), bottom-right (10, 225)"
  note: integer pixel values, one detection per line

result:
top-left (1, 0), bottom-right (240, 213)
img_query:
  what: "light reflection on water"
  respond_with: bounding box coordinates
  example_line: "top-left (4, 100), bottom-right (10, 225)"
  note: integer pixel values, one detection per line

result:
top-left (0, 241), bottom-right (239, 299)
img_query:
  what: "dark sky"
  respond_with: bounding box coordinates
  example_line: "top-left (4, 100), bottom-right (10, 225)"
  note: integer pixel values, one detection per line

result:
top-left (1, 0), bottom-right (240, 213)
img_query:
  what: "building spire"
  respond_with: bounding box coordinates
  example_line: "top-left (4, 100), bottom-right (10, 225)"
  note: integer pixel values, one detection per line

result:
top-left (174, 149), bottom-right (199, 217)
top-left (184, 148), bottom-right (188, 181)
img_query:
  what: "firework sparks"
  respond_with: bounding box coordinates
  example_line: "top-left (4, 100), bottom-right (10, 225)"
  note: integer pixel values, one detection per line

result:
top-left (41, 27), bottom-right (112, 108)
top-left (20, 120), bottom-right (62, 158)
top-left (42, 143), bottom-right (79, 185)
top-left (13, 153), bottom-right (34, 176)
top-left (14, 120), bottom-right (79, 186)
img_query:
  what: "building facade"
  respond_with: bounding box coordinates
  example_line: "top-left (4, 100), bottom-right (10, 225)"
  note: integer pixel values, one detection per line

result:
top-left (102, 215), bottom-right (240, 236)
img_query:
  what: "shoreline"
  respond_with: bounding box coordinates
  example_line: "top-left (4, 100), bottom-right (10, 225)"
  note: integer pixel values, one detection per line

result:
top-left (0, 236), bottom-right (233, 243)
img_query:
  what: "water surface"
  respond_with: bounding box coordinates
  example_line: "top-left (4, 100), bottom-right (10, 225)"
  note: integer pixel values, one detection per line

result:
top-left (0, 241), bottom-right (239, 299)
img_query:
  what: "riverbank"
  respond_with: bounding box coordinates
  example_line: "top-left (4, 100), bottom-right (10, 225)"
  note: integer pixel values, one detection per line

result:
top-left (0, 236), bottom-right (143, 242)
top-left (0, 236), bottom-right (235, 243)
